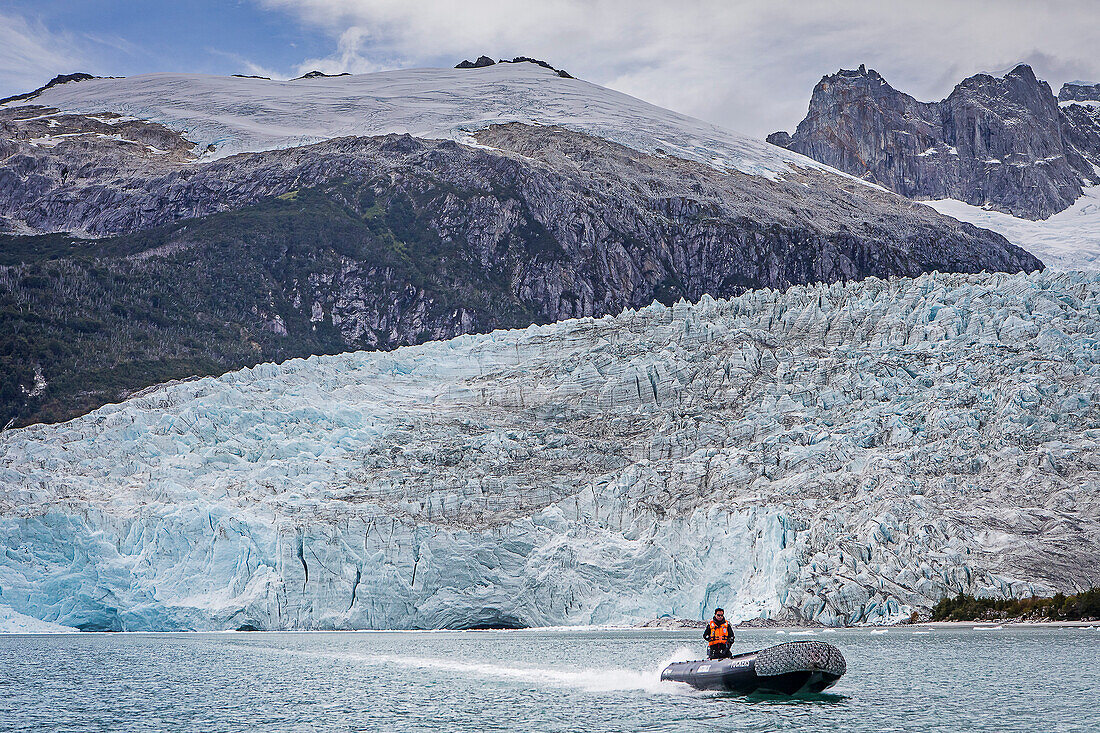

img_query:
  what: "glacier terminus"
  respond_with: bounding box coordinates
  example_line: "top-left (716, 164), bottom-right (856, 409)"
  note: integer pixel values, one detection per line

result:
top-left (2, 270), bottom-right (1098, 631)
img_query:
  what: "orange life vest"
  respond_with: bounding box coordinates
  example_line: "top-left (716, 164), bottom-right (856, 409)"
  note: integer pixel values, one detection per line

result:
top-left (707, 619), bottom-right (731, 646)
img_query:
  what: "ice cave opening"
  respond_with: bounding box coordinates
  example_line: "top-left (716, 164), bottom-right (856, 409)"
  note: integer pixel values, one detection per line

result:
top-left (447, 611), bottom-right (529, 631)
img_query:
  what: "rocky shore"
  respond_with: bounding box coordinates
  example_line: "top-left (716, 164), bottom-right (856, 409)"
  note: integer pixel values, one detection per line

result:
top-left (634, 617), bottom-right (706, 629)
top-left (633, 616), bottom-right (825, 629)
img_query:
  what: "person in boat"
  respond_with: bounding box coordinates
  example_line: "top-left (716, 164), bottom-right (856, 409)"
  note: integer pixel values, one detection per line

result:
top-left (704, 607), bottom-right (734, 659)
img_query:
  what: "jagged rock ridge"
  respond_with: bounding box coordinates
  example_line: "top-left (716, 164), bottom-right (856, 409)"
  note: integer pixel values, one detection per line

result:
top-left (456, 56), bottom-right (497, 69)
top-left (1059, 82), bottom-right (1100, 103)
top-left (0, 73), bottom-right (97, 106)
top-left (295, 71), bottom-right (351, 80)
top-left (770, 64), bottom-right (1100, 220)
top-left (455, 56), bottom-right (572, 78)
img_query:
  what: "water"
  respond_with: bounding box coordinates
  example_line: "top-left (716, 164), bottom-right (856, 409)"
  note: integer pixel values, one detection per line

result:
top-left (2, 626), bottom-right (1097, 732)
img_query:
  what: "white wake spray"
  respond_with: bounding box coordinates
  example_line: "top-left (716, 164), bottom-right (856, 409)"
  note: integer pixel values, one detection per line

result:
top-left (360, 645), bottom-right (703, 695)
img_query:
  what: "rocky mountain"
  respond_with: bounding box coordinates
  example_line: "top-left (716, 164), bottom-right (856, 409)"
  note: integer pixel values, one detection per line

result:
top-left (0, 65), bottom-right (1039, 427)
top-left (456, 56), bottom-right (573, 78)
top-left (2, 270), bottom-right (1096, 630)
top-left (0, 73), bottom-right (98, 106)
top-left (1059, 81), bottom-right (1100, 103)
top-left (769, 64), bottom-right (1100, 220)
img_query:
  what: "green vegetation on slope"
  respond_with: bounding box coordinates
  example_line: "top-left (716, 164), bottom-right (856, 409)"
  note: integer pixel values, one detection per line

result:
top-left (0, 181), bottom-right (550, 427)
top-left (931, 588), bottom-right (1100, 622)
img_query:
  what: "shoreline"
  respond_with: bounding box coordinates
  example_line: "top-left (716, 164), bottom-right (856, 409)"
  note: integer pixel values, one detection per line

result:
top-left (904, 620), bottom-right (1100, 629)
top-left (2, 620), bottom-right (1098, 636)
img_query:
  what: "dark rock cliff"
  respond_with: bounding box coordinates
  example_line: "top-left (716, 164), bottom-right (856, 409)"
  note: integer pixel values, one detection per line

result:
top-left (770, 64), bottom-right (1100, 220)
top-left (1061, 103), bottom-right (1100, 174)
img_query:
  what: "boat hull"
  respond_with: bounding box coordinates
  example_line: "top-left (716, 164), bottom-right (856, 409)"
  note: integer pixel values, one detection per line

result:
top-left (660, 641), bottom-right (846, 695)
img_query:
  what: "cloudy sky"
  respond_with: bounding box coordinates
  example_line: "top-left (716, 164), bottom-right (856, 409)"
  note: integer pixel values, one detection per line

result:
top-left (2, 1), bottom-right (1098, 137)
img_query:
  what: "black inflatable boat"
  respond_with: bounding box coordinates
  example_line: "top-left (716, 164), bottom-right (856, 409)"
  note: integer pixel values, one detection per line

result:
top-left (660, 641), bottom-right (846, 695)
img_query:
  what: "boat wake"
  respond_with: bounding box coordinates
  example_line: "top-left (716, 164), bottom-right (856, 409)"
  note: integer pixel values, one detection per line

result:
top-left (364, 646), bottom-right (702, 695)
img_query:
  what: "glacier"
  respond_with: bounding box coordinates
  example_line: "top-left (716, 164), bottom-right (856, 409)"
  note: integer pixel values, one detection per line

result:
top-left (11, 62), bottom-right (835, 179)
top-left (0, 603), bottom-right (76, 634)
top-left (1, 270), bottom-right (1099, 631)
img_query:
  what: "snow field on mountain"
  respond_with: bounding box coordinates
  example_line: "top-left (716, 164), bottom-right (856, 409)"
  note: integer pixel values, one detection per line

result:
top-left (2, 270), bottom-right (1098, 630)
top-left (927, 185), bottom-right (1100, 270)
top-left (17, 64), bottom-right (830, 179)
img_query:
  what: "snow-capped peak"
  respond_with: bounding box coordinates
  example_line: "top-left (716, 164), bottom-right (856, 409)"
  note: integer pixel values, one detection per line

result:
top-left (12, 63), bottom-right (828, 179)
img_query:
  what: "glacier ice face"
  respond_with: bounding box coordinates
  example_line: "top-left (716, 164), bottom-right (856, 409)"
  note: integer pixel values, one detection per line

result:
top-left (0, 603), bottom-right (76, 633)
top-left (14, 63), bottom-right (833, 179)
top-left (2, 270), bottom-right (1099, 630)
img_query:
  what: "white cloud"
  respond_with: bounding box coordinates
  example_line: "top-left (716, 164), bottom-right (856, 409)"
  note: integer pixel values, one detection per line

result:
top-left (204, 48), bottom-right (287, 80)
top-left (0, 12), bottom-right (89, 98)
top-left (293, 26), bottom-right (396, 76)
top-left (256, 0), bottom-right (1100, 137)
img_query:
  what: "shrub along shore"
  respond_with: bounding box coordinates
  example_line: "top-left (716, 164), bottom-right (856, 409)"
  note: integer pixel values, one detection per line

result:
top-left (931, 588), bottom-right (1100, 622)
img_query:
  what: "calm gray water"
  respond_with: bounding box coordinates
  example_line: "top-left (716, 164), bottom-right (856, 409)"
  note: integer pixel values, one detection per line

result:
top-left (1, 626), bottom-right (1097, 732)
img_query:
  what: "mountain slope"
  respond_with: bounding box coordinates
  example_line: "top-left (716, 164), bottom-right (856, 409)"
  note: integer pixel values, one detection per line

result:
top-left (2, 270), bottom-right (1097, 630)
top-left (922, 84), bottom-right (1100, 269)
top-left (0, 90), bottom-right (1040, 427)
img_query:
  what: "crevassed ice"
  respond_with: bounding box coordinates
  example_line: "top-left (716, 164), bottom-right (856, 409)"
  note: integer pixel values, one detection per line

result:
top-left (17, 64), bottom-right (830, 179)
top-left (0, 603), bottom-right (76, 634)
top-left (1, 270), bottom-right (1099, 631)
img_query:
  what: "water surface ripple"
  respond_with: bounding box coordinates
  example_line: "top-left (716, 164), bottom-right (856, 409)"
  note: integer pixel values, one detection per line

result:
top-left (2, 627), bottom-right (1096, 732)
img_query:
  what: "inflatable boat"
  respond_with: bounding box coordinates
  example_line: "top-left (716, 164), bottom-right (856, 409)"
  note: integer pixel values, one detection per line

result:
top-left (660, 641), bottom-right (846, 695)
